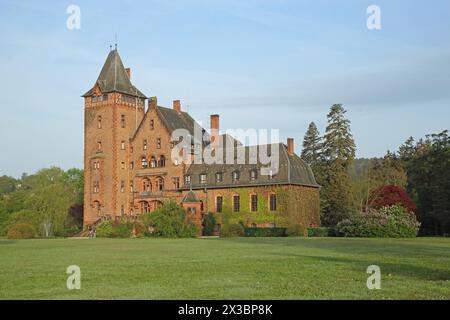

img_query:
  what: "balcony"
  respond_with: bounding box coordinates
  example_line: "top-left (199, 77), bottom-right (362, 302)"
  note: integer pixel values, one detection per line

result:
top-left (135, 191), bottom-right (164, 199)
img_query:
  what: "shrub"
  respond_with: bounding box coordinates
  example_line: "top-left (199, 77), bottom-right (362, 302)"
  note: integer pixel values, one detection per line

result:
top-left (370, 185), bottom-right (416, 213)
top-left (7, 223), bottom-right (35, 239)
top-left (307, 227), bottom-right (331, 237)
top-left (337, 205), bottom-right (420, 238)
top-left (143, 201), bottom-right (198, 238)
top-left (221, 223), bottom-right (244, 237)
top-left (202, 213), bottom-right (216, 236)
top-left (96, 221), bottom-right (133, 238)
top-left (287, 224), bottom-right (307, 237)
top-left (244, 227), bottom-right (287, 237)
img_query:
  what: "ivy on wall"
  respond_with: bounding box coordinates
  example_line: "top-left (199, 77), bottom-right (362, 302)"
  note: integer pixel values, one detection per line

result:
top-left (213, 186), bottom-right (320, 228)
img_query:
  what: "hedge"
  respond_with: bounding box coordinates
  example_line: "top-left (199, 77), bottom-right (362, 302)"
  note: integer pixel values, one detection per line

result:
top-left (307, 227), bottom-right (332, 237)
top-left (244, 227), bottom-right (287, 237)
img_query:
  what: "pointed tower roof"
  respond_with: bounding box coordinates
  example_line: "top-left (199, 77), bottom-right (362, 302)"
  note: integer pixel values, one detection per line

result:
top-left (182, 190), bottom-right (200, 203)
top-left (82, 49), bottom-right (146, 98)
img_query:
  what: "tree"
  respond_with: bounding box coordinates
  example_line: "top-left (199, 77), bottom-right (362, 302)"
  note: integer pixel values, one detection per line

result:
top-left (0, 175), bottom-right (17, 195)
top-left (301, 122), bottom-right (322, 167)
top-left (142, 201), bottom-right (198, 237)
top-left (369, 185), bottom-right (416, 213)
top-left (321, 104), bottom-right (356, 226)
top-left (398, 131), bottom-right (450, 235)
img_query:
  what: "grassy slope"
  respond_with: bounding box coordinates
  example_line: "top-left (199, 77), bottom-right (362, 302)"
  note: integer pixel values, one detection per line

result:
top-left (0, 237), bottom-right (449, 299)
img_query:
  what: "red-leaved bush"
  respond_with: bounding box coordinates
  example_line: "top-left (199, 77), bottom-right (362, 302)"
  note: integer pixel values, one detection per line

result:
top-left (370, 185), bottom-right (416, 213)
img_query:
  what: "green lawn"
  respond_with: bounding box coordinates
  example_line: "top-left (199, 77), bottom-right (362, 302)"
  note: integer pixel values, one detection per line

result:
top-left (0, 237), bottom-right (449, 299)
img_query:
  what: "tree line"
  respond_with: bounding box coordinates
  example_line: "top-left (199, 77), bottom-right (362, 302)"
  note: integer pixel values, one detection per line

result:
top-left (301, 104), bottom-right (450, 235)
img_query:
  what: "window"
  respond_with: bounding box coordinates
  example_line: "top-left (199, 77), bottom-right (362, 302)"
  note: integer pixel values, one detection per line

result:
top-left (150, 156), bottom-right (157, 168)
top-left (173, 177), bottom-right (180, 190)
top-left (184, 175), bottom-right (191, 185)
top-left (121, 115), bottom-right (126, 128)
top-left (251, 194), bottom-right (258, 212)
top-left (233, 195), bottom-right (240, 212)
top-left (250, 169), bottom-right (258, 181)
top-left (216, 172), bottom-right (223, 183)
top-left (143, 139), bottom-right (147, 150)
top-left (150, 119), bottom-right (154, 130)
top-left (268, 170), bottom-right (275, 180)
top-left (120, 181), bottom-right (125, 193)
top-left (232, 171), bottom-right (240, 182)
top-left (216, 196), bottom-right (223, 213)
top-left (121, 162), bottom-right (125, 170)
top-left (121, 141), bottom-right (125, 150)
top-left (269, 193), bottom-right (276, 211)
top-left (103, 94), bottom-right (108, 101)
top-left (156, 138), bottom-right (161, 149)
top-left (130, 181), bottom-right (134, 193)
top-left (93, 161), bottom-right (99, 170)
top-left (158, 155), bottom-right (166, 167)
top-left (121, 205), bottom-right (125, 215)
top-left (141, 157), bottom-right (148, 168)
top-left (91, 96), bottom-right (97, 103)
top-left (143, 179), bottom-right (151, 192)
top-left (97, 116), bottom-right (102, 129)
top-left (97, 141), bottom-right (102, 151)
top-left (200, 173), bottom-right (207, 184)
top-left (93, 181), bottom-right (99, 193)
top-left (157, 177), bottom-right (164, 191)
top-left (130, 161), bottom-right (134, 169)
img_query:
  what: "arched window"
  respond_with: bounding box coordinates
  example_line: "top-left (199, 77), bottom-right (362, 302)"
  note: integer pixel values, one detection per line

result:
top-left (150, 156), bottom-right (157, 168)
top-left (141, 157), bottom-right (148, 168)
top-left (142, 178), bottom-right (151, 192)
top-left (159, 155), bottom-right (166, 167)
top-left (156, 177), bottom-right (164, 191)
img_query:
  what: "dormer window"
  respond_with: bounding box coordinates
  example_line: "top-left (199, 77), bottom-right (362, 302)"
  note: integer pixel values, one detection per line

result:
top-left (200, 173), bottom-right (207, 184)
top-left (184, 175), bottom-right (191, 185)
top-left (216, 172), bottom-right (223, 183)
top-left (250, 169), bottom-right (258, 181)
top-left (232, 171), bottom-right (240, 182)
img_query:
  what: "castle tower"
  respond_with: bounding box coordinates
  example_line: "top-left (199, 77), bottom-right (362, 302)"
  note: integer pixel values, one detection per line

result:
top-left (82, 49), bottom-right (146, 226)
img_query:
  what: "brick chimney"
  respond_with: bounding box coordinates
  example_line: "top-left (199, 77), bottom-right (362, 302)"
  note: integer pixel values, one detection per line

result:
top-left (173, 100), bottom-right (181, 113)
top-left (287, 138), bottom-right (294, 155)
top-left (210, 114), bottom-right (220, 147)
top-left (125, 68), bottom-right (131, 79)
top-left (149, 96), bottom-right (157, 110)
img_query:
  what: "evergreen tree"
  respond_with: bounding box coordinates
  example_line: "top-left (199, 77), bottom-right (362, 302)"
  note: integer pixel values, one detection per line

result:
top-left (301, 122), bottom-right (322, 166)
top-left (321, 104), bottom-right (356, 226)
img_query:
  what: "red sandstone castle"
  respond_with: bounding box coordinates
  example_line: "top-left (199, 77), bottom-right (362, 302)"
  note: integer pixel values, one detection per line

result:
top-left (83, 49), bottom-right (320, 229)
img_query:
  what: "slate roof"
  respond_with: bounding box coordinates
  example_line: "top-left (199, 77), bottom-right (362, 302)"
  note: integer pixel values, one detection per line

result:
top-left (82, 49), bottom-right (146, 98)
top-left (182, 190), bottom-right (200, 203)
top-left (183, 143), bottom-right (319, 190)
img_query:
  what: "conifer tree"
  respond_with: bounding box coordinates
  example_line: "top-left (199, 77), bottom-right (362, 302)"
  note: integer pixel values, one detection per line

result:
top-left (301, 122), bottom-right (322, 166)
top-left (321, 104), bottom-right (356, 226)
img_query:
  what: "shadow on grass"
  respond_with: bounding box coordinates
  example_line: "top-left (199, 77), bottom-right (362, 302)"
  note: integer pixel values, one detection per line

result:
top-left (267, 252), bottom-right (450, 281)
top-left (0, 239), bottom-right (17, 245)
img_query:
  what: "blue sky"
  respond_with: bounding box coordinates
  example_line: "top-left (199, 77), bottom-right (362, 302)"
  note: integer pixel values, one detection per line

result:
top-left (0, 0), bottom-right (449, 177)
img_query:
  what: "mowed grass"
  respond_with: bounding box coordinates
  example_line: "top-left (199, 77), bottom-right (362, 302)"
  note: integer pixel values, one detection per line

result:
top-left (0, 237), bottom-right (449, 299)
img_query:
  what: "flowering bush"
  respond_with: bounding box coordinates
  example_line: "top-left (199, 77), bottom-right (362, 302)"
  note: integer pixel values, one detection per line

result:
top-left (370, 185), bottom-right (416, 212)
top-left (7, 223), bottom-right (36, 239)
top-left (337, 205), bottom-right (420, 238)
